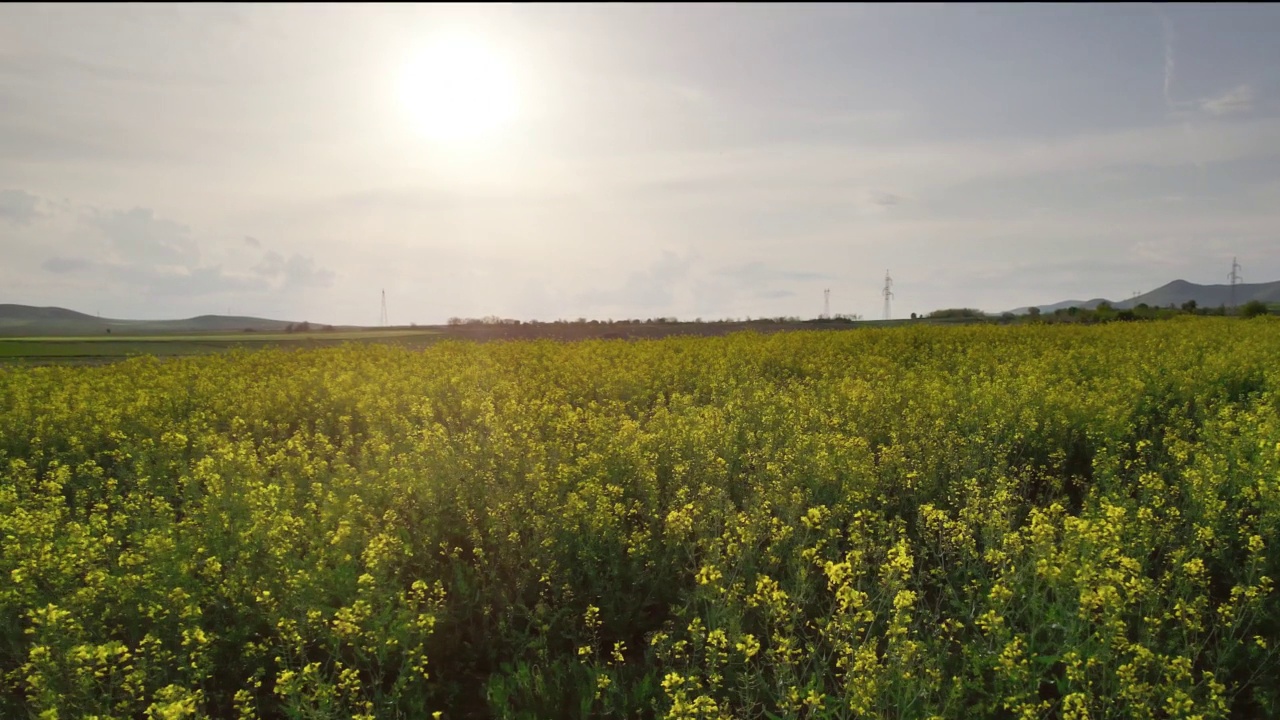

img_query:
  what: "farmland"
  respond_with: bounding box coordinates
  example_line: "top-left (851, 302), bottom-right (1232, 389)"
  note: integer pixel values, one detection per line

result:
top-left (1, 317), bottom-right (1278, 719)
top-left (0, 320), bottom-right (935, 367)
top-left (0, 330), bottom-right (442, 366)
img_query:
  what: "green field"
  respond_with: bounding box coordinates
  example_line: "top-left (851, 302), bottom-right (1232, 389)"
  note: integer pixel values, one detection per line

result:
top-left (0, 330), bottom-right (442, 364)
top-left (0, 318), bottom-right (996, 367)
top-left (0, 322), bottom-right (901, 365)
top-left (2, 318), bottom-right (1278, 719)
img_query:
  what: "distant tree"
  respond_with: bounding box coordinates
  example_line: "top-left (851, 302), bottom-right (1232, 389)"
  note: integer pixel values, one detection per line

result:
top-left (910, 312), bottom-right (917, 320)
top-left (1181, 299), bottom-right (1197, 312)
top-left (1028, 307), bottom-right (1041, 319)
top-left (297, 321), bottom-right (312, 332)
top-left (929, 308), bottom-right (987, 320)
top-left (1240, 300), bottom-right (1269, 318)
top-left (105, 328), bottom-right (111, 334)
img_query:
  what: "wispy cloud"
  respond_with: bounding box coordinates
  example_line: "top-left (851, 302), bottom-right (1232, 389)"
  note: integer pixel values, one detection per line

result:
top-left (754, 289), bottom-right (796, 300)
top-left (41, 256), bottom-right (93, 274)
top-left (1155, 11), bottom-right (1256, 123)
top-left (1160, 10), bottom-right (1176, 112)
top-left (587, 117), bottom-right (1280, 206)
top-left (1200, 84), bottom-right (1254, 116)
top-left (578, 250), bottom-right (694, 311)
top-left (1154, 8), bottom-right (1209, 173)
top-left (84, 206), bottom-right (200, 267)
top-left (868, 191), bottom-right (902, 207)
top-left (714, 262), bottom-right (833, 285)
top-left (0, 188), bottom-right (42, 224)
top-left (26, 193), bottom-right (337, 300)
top-left (37, 255), bottom-right (271, 297)
top-left (254, 250), bottom-right (336, 289)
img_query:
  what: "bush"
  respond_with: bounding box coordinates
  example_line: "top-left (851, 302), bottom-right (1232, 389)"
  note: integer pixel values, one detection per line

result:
top-left (927, 308), bottom-right (987, 320)
top-left (1240, 300), bottom-right (1270, 318)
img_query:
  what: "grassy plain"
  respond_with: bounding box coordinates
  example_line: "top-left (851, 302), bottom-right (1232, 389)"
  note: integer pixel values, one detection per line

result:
top-left (0, 320), bottom-right (954, 366)
top-left (0, 330), bottom-right (442, 365)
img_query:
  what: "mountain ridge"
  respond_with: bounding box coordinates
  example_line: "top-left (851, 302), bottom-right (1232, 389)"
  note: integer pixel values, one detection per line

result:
top-left (1009, 279), bottom-right (1280, 315)
top-left (0, 304), bottom-right (304, 336)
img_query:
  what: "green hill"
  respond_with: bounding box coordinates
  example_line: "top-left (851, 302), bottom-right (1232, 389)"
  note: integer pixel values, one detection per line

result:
top-left (1113, 279), bottom-right (1280, 310)
top-left (0, 304), bottom-right (302, 336)
top-left (1011, 279), bottom-right (1280, 315)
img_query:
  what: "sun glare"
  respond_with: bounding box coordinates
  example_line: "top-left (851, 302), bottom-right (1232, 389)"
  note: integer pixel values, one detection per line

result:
top-left (398, 33), bottom-right (519, 146)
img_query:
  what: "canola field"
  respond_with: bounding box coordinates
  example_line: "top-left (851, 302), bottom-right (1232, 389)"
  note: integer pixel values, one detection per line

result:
top-left (1, 318), bottom-right (1278, 720)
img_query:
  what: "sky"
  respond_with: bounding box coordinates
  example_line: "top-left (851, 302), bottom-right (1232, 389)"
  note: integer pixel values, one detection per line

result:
top-left (2, 3), bottom-right (1279, 324)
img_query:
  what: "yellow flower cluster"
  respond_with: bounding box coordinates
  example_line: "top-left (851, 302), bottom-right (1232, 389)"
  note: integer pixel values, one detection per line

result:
top-left (1, 318), bottom-right (1277, 718)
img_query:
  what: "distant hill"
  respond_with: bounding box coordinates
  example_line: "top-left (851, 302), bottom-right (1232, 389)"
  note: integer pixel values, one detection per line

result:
top-left (0, 304), bottom-right (303, 336)
top-left (1112, 279), bottom-right (1280, 310)
top-left (0, 304), bottom-right (102, 323)
top-left (1010, 279), bottom-right (1280, 315)
top-left (1007, 298), bottom-right (1110, 315)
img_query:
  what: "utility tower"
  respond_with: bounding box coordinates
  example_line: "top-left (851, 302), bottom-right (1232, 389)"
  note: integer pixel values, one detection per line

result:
top-left (1229, 257), bottom-right (1243, 309)
top-left (380, 289), bottom-right (389, 327)
top-left (882, 270), bottom-right (894, 321)
top-left (822, 289), bottom-right (830, 320)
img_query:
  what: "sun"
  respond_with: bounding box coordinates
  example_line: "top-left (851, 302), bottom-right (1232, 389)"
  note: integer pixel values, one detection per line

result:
top-left (397, 33), bottom-right (519, 146)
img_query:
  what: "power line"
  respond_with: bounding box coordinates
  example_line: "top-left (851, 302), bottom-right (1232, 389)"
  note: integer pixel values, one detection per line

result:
top-left (882, 270), bottom-right (894, 321)
top-left (1229, 257), bottom-right (1243, 309)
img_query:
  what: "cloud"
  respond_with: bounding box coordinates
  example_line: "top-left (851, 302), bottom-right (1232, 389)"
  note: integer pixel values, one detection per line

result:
top-left (254, 250), bottom-right (335, 289)
top-left (715, 261), bottom-right (832, 285)
top-left (0, 189), bottom-right (42, 224)
top-left (1159, 10), bottom-right (1176, 112)
top-left (38, 253), bottom-right (269, 297)
top-left (113, 263), bottom-right (268, 297)
top-left (586, 116), bottom-right (1280, 209)
top-left (281, 254), bottom-right (334, 289)
top-left (85, 206), bottom-right (199, 266)
top-left (30, 196), bottom-right (335, 299)
top-left (754, 289), bottom-right (796, 300)
top-left (1153, 11), bottom-right (1226, 123)
top-left (41, 256), bottom-right (94, 274)
top-left (1200, 84), bottom-right (1254, 116)
top-left (579, 250), bottom-right (694, 311)
top-left (868, 190), bottom-right (902, 207)
top-left (695, 262), bottom-right (833, 318)
top-left (254, 250), bottom-right (285, 276)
